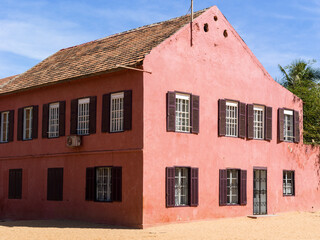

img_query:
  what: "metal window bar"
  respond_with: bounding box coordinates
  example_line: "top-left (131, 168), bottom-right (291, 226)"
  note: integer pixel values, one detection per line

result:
top-left (0, 112), bottom-right (9, 142)
top-left (77, 99), bottom-right (89, 135)
top-left (23, 107), bottom-right (33, 140)
top-left (254, 107), bottom-right (264, 139)
top-left (226, 103), bottom-right (238, 137)
top-left (227, 169), bottom-right (239, 204)
top-left (48, 103), bottom-right (59, 138)
top-left (175, 168), bottom-right (189, 206)
top-left (175, 95), bottom-right (190, 132)
top-left (284, 113), bottom-right (294, 141)
top-left (96, 167), bottom-right (112, 201)
top-left (283, 171), bottom-right (293, 195)
top-left (110, 93), bottom-right (124, 132)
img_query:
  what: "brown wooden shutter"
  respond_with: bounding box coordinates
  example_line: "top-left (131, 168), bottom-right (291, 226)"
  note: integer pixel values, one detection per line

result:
top-left (166, 167), bottom-right (175, 207)
top-left (124, 90), bottom-right (132, 131)
top-left (218, 99), bottom-right (226, 136)
top-left (292, 171), bottom-right (295, 196)
top-left (219, 169), bottom-right (227, 206)
top-left (101, 94), bottom-right (111, 133)
top-left (89, 96), bottom-right (97, 134)
top-left (8, 169), bottom-right (22, 199)
top-left (191, 95), bottom-right (200, 134)
top-left (47, 168), bottom-right (63, 201)
top-left (293, 110), bottom-right (300, 143)
top-left (59, 101), bottom-right (66, 136)
top-left (85, 167), bottom-right (95, 201)
top-left (8, 110), bottom-right (14, 142)
top-left (70, 99), bottom-right (78, 134)
top-left (278, 108), bottom-right (284, 142)
top-left (238, 102), bottom-right (246, 138)
top-left (190, 168), bottom-right (199, 206)
top-left (32, 105), bottom-right (38, 139)
top-left (17, 108), bottom-right (23, 141)
top-left (112, 167), bottom-right (122, 202)
top-left (247, 104), bottom-right (254, 139)
top-left (167, 92), bottom-right (176, 132)
top-left (42, 104), bottom-right (49, 138)
top-left (265, 106), bottom-right (272, 141)
top-left (240, 170), bottom-right (247, 205)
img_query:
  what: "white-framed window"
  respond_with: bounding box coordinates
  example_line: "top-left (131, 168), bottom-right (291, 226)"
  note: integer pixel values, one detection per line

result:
top-left (254, 105), bottom-right (264, 139)
top-left (96, 167), bottom-right (112, 201)
top-left (77, 98), bottom-right (90, 135)
top-left (48, 103), bottom-right (59, 138)
top-left (227, 169), bottom-right (239, 204)
top-left (284, 110), bottom-right (294, 142)
top-left (175, 93), bottom-right (190, 133)
top-left (226, 101), bottom-right (238, 137)
top-left (0, 111), bottom-right (9, 142)
top-left (23, 107), bottom-right (33, 140)
top-left (283, 171), bottom-right (294, 196)
top-left (110, 92), bottom-right (124, 132)
top-left (175, 167), bottom-right (189, 206)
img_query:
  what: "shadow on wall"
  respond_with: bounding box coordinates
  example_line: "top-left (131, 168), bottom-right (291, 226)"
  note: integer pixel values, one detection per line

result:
top-left (316, 153), bottom-right (320, 188)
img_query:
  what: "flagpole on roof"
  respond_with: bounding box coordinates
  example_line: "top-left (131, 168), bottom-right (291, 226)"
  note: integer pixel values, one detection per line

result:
top-left (191, 0), bottom-right (193, 46)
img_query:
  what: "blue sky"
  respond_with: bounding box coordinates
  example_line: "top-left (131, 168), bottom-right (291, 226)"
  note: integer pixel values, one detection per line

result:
top-left (0, 0), bottom-right (319, 80)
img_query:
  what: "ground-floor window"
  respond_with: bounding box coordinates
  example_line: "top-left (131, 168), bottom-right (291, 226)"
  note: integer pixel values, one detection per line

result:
top-left (175, 167), bottom-right (189, 206)
top-left (8, 169), bottom-right (22, 199)
top-left (283, 170), bottom-right (295, 196)
top-left (96, 167), bottom-right (112, 201)
top-left (227, 169), bottom-right (239, 204)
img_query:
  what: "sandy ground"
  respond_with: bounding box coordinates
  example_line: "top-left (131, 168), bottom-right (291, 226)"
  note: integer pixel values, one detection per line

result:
top-left (0, 211), bottom-right (319, 240)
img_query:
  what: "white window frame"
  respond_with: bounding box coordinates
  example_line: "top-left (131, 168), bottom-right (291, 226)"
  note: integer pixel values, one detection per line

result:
top-left (0, 111), bottom-right (9, 142)
top-left (110, 92), bottom-right (124, 132)
top-left (175, 167), bottom-right (189, 206)
top-left (226, 101), bottom-right (238, 137)
top-left (23, 107), bottom-right (33, 140)
top-left (77, 98), bottom-right (90, 135)
top-left (253, 105), bottom-right (264, 140)
top-left (284, 110), bottom-right (294, 142)
top-left (227, 169), bottom-right (239, 204)
top-left (96, 167), bottom-right (112, 202)
top-left (283, 171), bottom-right (294, 196)
top-left (175, 93), bottom-right (191, 133)
top-left (48, 103), bottom-right (59, 138)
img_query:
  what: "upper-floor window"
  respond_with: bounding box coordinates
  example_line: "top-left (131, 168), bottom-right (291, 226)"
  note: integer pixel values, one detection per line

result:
top-left (175, 93), bottom-right (190, 133)
top-left (226, 101), bottom-right (238, 137)
top-left (283, 170), bottom-right (295, 196)
top-left (77, 98), bottom-right (90, 135)
top-left (278, 108), bottom-right (299, 143)
top-left (23, 107), bottom-right (33, 140)
top-left (254, 105), bottom-right (264, 139)
top-left (284, 110), bottom-right (294, 142)
top-left (48, 103), bottom-right (59, 138)
top-left (110, 92), bottom-right (124, 132)
top-left (1, 111), bottom-right (9, 142)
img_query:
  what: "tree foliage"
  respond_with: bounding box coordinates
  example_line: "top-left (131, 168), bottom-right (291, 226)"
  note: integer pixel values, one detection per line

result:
top-left (279, 59), bottom-right (320, 144)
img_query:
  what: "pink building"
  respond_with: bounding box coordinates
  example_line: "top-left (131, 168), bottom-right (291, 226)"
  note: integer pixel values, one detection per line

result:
top-left (0, 6), bottom-right (320, 228)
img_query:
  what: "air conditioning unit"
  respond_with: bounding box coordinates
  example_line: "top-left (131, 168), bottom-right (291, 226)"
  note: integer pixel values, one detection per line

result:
top-left (66, 135), bottom-right (81, 147)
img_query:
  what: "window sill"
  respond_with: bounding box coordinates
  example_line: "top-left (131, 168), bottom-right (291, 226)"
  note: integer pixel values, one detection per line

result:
top-left (283, 194), bottom-right (295, 197)
top-left (22, 138), bottom-right (33, 141)
top-left (0, 141), bottom-right (9, 144)
top-left (94, 200), bottom-right (113, 203)
top-left (109, 130), bottom-right (125, 134)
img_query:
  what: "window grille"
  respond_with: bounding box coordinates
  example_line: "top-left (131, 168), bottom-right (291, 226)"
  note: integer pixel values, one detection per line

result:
top-left (227, 169), bottom-right (239, 204)
top-left (23, 107), bottom-right (33, 140)
top-left (175, 94), bottom-right (190, 132)
top-left (175, 167), bottom-right (189, 206)
top-left (284, 110), bottom-right (294, 142)
top-left (77, 98), bottom-right (90, 135)
top-left (226, 102), bottom-right (238, 137)
top-left (96, 167), bottom-right (112, 201)
top-left (283, 171), bottom-right (294, 195)
top-left (254, 106), bottom-right (264, 139)
top-left (110, 92), bottom-right (124, 132)
top-left (48, 103), bottom-right (59, 138)
top-left (0, 111), bottom-right (9, 142)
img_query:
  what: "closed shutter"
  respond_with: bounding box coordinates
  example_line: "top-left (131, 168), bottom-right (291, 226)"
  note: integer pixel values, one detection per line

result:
top-left (70, 99), bottom-right (78, 134)
top-left (32, 105), bottom-right (38, 139)
top-left (167, 92), bottom-right (176, 132)
top-left (42, 104), bottom-right (49, 138)
top-left (85, 167), bottom-right (95, 201)
top-left (123, 90), bottom-right (132, 131)
top-left (265, 106), bottom-right (272, 140)
top-left (47, 168), bottom-right (63, 201)
top-left (240, 170), bottom-right (247, 205)
top-left (247, 104), bottom-right (254, 139)
top-left (89, 96), bottom-right (97, 134)
top-left (166, 167), bottom-right (175, 207)
top-left (293, 111), bottom-right (300, 143)
top-left (191, 95), bottom-right (200, 134)
top-left (8, 110), bottom-right (14, 142)
top-left (190, 168), bottom-right (199, 206)
top-left (112, 167), bottom-right (122, 202)
top-left (59, 101), bottom-right (66, 136)
top-left (8, 169), bottom-right (22, 199)
top-left (101, 94), bottom-right (111, 133)
top-left (238, 102), bottom-right (246, 138)
top-left (278, 108), bottom-right (284, 142)
top-left (218, 99), bottom-right (226, 136)
top-left (17, 108), bottom-right (23, 141)
top-left (219, 169), bottom-right (227, 206)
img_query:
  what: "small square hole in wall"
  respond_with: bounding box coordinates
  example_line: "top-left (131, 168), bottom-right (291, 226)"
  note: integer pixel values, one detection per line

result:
top-left (204, 23), bottom-right (209, 32)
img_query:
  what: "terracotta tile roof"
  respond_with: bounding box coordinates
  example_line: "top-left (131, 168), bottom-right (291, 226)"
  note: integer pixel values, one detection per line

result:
top-left (0, 75), bottom-right (18, 88)
top-left (0, 8), bottom-right (208, 95)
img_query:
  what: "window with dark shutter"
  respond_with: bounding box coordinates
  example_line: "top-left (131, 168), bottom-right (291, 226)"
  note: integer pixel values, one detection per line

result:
top-left (240, 170), bottom-right (247, 205)
top-left (85, 167), bottom-right (95, 201)
top-left (166, 167), bottom-right (175, 207)
top-left (17, 108), bottom-right (23, 141)
top-left (190, 168), bottom-right (199, 206)
top-left (247, 104), bottom-right (254, 139)
top-left (265, 106), bottom-right (272, 141)
top-left (293, 111), bottom-right (300, 143)
top-left (70, 99), bottom-right (78, 134)
top-left (42, 104), bottom-right (49, 138)
top-left (101, 94), bottom-right (111, 133)
top-left (123, 90), bottom-right (132, 131)
top-left (32, 105), bottom-right (38, 139)
top-left (8, 110), bottom-right (14, 142)
top-left (8, 169), bottom-right (22, 199)
top-left (219, 169), bottom-right (227, 206)
top-left (166, 92), bottom-right (176, 132)
top-left (238, 102), bottom-right (246, 138)
top-left (191, 95), bottom-right (200, 134)
top-left (47, 168), bottom-right (63, 201)
top-left (89, 96), bottom-right (97, 134)
top-left (278, 108), bottom-right (284, 142)
top-left (59, 101), bottom-right (66, 136)
top-left (111, 167), bottom-right (122, 201)
top-left (218, 99), bottom-right (226, 136)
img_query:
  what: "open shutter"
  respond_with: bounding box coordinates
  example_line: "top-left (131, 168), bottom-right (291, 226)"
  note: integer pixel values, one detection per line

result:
top-left (190, 168), bottom-right (199, 206)
top-left (240, 170), bottom-right (247, 205)
top-left (70, 99), bottom-right (78, 134)
top-left (191, 95), bottom-right (200, 134)
top-left (238, 102), bottom-right (246, 138)
top-left (8, 110), bottom-right (14, 142)
top-left (247, 104), bottom-right (254, 139)
top-left (89, 96), bottom-right (97, 134)
top-left (42, 104), bottom-right (49, 138)
top-left (278, 108), bottom-right (284, 142)
top-left (17, 108), bottom-right (23, 141)
top-left (32, 105), bottom-right (38, 139)
top-left (219, 169), bottom-right (227, 206)
top-left (167, 92), bottom-right (176, 132)
top-left (59, 101), bottom-right (66, 136)
top-left (123, 90), bottom-right (132, 131)
top-left (85, 167), bottom-right (95, 201)
top-left (112, 167), bottom-right (122, 202)
top-left (218, 99), bottom-right (226, 136)
top-left (293, 110), bottom-right (300, 143)
top-left (101, 94), bottom-right (111, 133)
top-left (166, 167), bottom-right (175, 207)
top-left (265, 106), bottom-right (272, 141)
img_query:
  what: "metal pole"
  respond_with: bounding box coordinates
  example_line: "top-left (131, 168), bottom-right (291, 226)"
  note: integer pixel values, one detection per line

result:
top-left (191, 0), bottom-right (193, 22)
